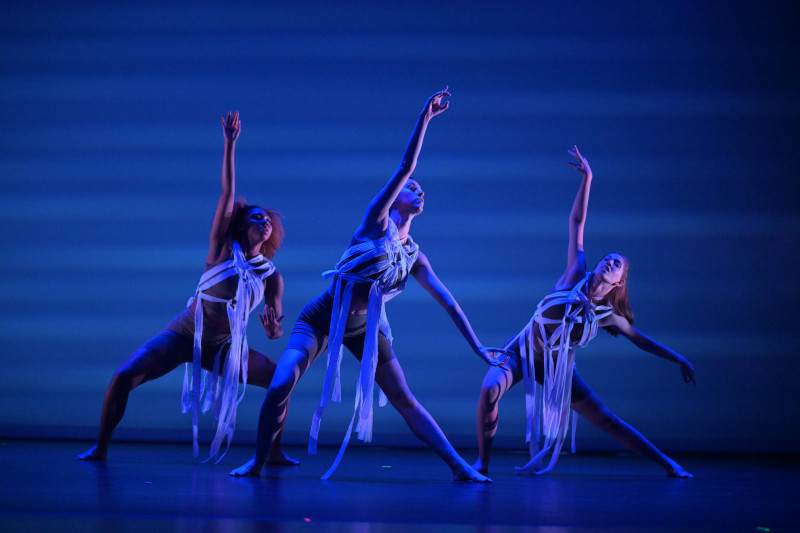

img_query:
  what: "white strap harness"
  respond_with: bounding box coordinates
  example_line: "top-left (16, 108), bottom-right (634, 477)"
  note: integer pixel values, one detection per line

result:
top-left (180, 241), bottom-right (275, 461)
top-left (309, 219), bottom-right (419, 479)
top-left (518, 272), bottom-right (613, 474)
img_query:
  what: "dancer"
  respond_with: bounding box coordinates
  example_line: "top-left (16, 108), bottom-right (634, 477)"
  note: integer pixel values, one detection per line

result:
top-left (474, 146), bottom-right (695, 478)
top-left (231, 87), bottom-right (508, 481)
top-left (78, 112), bottom-right (295, 464)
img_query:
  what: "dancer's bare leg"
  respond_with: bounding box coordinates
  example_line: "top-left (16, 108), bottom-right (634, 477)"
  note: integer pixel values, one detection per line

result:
top-left (570, 375), bottom-right (692, 478)
top-left (473, 361), bottom-right (518, 475)
top-left (230, 345), bottom-right (314, 476)
top-left (77, 332), bottom-right (186, 460)
top-left (246, 348), bottom-right (299, 466)
top-left (375, 359), bottom-right (491, 483)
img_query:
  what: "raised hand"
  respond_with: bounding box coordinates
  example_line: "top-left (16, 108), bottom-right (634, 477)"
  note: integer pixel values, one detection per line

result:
top-left (421, 86), bottom-right (451, 120)
top-left (567, 145), bottom-right (592, 177)
top-left (222, 111), bottom-right (241, 143)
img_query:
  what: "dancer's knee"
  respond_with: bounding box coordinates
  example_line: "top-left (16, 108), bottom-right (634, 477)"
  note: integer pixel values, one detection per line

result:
top-left (110, 365), bottom-right (141, 392)
top-left (480, 380), bottom-right (505, 407)
top-left (263, 367), bottom-right (301, 408)
top-left (264, 380), bottom-right (291, 407)
top-left (386, 387), bottom-right (419, 414)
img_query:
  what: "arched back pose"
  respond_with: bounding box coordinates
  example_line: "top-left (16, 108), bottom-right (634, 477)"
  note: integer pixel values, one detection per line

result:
top-left (474, 146), bottom-right (695, 478)
top-left (231, 88), bottom-right (508, 481)
top-left (78, 112), bottom-right (296, 464)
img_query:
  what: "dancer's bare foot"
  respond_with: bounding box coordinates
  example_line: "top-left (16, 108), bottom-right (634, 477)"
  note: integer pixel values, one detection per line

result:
top-left (77, 445), bottom-right (107, 461)
top-left (266, 450), bottom-right (300, 467)
top-left (514, 455), bottom-right (544, 475)
top-left (667, 464), bottom-right (693, 478)
top-left (472, 458), bottom-right (489, 475)
top-left (453, 464), bottom-right (492, 483)
top-left (229, 456), bottom-right (264, 477)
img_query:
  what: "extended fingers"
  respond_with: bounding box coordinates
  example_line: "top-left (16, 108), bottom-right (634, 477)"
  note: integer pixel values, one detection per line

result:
top-left (568, 146), bottom-right (590, 174)
top-left (262, 306), bottom-right (284, 324)
top-left (222, 111), bottom-right (240, 128)
top-left (567, 146), bottom-right (583, 162)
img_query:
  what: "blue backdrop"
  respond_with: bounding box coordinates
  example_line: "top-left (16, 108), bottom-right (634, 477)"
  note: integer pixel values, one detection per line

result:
top-left (2, 1), bottom-right (798, 454)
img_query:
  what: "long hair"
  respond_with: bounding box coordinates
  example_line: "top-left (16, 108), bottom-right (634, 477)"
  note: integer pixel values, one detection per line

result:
top-left (230, 198), bottom-right (285, 260)
top-left (601, 254), bottom-right (634, 336)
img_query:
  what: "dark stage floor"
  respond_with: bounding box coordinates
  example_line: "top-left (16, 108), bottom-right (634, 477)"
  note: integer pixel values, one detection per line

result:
top-left (1, 439), bottom-right (797, 532)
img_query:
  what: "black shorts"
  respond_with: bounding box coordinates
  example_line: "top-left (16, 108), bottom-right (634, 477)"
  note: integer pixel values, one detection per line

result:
top-left (286, 290), bottom-right (396, 365)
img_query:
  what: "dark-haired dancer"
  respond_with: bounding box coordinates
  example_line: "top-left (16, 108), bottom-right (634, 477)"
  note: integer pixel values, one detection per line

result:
top-left (231, 88), bottom-right (508, 481)
top-left (474, 146), bottom-right (695, 477)
top-left (78, 112), bottom-right (295, 464)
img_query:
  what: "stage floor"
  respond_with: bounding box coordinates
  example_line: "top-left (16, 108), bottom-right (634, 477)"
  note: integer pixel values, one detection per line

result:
top-left (1, 439), bottom-right (797, 532)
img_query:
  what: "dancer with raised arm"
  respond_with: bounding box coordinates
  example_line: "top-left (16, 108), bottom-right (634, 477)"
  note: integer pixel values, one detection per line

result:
top-left (473, 146), bottom-right (695, 478)
top-left (78, 112), bottom-right (296, 464)
top-left (231, 87), bottom-right (509, 481)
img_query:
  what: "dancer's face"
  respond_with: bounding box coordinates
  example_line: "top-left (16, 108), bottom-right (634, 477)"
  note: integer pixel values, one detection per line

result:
top-left (242, 207), bottom-right (272, 247)
top-left (593, 253), bottom-right (627, 286)
top-left (395, 179), bottom-right (425, 214)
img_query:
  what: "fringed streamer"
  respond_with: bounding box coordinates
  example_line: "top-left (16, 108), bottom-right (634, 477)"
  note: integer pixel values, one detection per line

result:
top-left (309, 280), bottom-right (353, 455)
top-left (320, 397), bottom-right (360, 480)
top-left (517, 273), bottom-right (613, 474)
top-left (309, 219), bottom-right (419, 478)
top-left (180, 241), bottom-right (274, 461)
top-left (354, 283), bottom-right (384, 442)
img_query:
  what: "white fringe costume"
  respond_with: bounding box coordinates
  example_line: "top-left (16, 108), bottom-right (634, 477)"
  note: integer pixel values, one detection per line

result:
top-left (180, 241), bottom-right (275, 461)
top-left (309, 219), bottom-right (419, 479)
top-left (517, 272), bottom-right (613, 474)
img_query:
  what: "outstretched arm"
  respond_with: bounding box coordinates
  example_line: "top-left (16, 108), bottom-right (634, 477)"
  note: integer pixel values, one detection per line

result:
top-left (604, 313), bottom-right (697, 386)
top-left (207, 111), bottom-right (241, 265)
top-left (556, 146), bottom-right (593, 287)
top-left (411, 252), bottom-right (510, 367)
top-left (354, 87), bottom-right (450, 240)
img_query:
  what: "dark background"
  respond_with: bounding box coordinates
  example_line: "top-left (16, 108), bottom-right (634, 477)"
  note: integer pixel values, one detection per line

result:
top-left (1, 0), bottom-right (798, 454)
